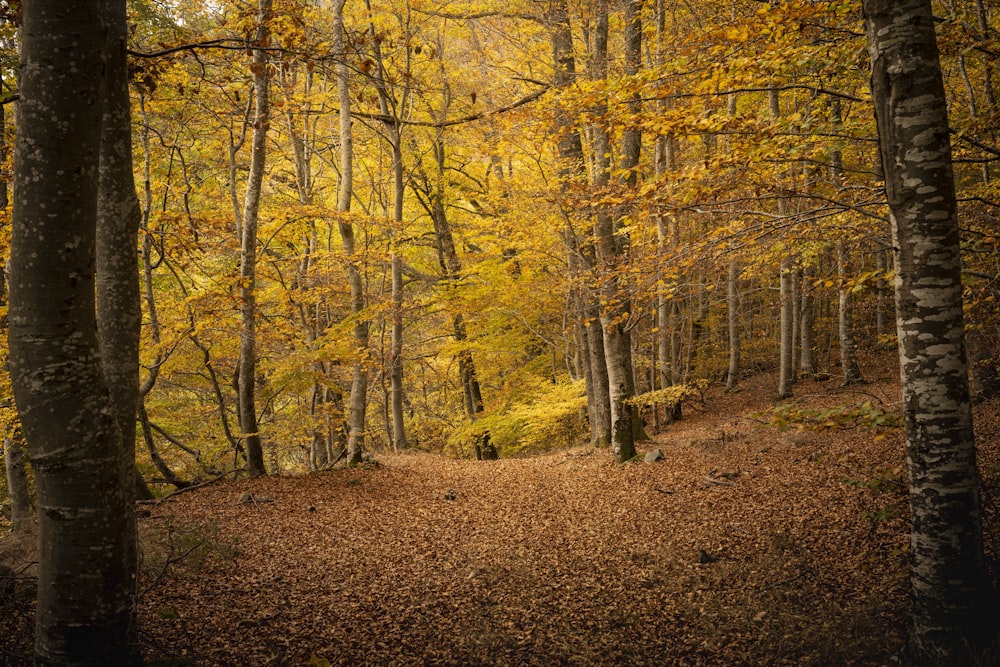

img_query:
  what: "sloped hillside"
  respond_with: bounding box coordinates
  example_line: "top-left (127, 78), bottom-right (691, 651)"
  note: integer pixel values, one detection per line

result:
top-left (2, 353), bottom-right (999, 665)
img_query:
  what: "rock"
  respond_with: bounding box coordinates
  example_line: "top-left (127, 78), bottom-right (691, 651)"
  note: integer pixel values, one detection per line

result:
top-left (698, 549), bottom-right (719, 564)
top-left (443, 488), bottom-right (457, 501)
top-left (644, 448), bottom-right (664, 463)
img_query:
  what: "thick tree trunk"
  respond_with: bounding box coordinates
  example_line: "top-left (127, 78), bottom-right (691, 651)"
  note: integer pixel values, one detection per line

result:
top-left (238, 0), bottom-right (272, 478)
top-left (865, 0), bottom-right (992, 661)
top-left (10, 2), bottom-right (134, 662)
top-left (96, 4), bottom-right (145, 646)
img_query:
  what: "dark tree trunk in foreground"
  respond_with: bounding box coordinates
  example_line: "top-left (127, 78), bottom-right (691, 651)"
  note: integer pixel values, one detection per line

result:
top-left (865, 0), bottom-right (993, 662)
top-left (10, 2), bottom-right (135, 663)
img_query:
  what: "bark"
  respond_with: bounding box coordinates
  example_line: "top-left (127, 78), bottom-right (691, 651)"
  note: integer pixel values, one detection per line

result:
top-left (549, 0), bottom-right (611, 446)
top-left (418, 136), bottom-right (486, 419)
top-left (96, 4), bottom-right (146, 647)
top-left (771, 88), bottom-right (794, 399)
top-left (777, 260), bottom-right (795, 399)
top-left (837, 243), bottom-right (862, 385)
top-left (864, 0), bottom-right (992, 661)
top-left (3, 434), bottom-right (32, 536)
top-left (591, 3), bottom-right (635, 463)
top-left (726, 256), bottom-right (741, 391)
top-left (238, 0), bottom-right (272, 478)
top-left (10, 2), bottom-right (133, 662)
top-left (799, 266), bottom-right (816, 377)
top-left (366, 7), bottom-right (408, 451)
top-left (334, 0), bottom-right (369, 464)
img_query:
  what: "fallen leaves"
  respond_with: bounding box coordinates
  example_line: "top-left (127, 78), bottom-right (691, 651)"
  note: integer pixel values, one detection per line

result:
top-left (2, 352), bottom-right (998, 665)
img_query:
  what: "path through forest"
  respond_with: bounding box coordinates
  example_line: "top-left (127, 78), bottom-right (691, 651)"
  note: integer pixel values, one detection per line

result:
top-left (3, 353), bottom-right (999, 665)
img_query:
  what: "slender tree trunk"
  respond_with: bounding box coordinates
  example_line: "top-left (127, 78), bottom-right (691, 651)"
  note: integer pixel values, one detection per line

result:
top-left (590, 3), bottom-right (634, 462)
top-left (875, 247), bottom-right (891, 338)
top-left (771, 88), bottom-right (794, 399)
top-left (549, 0), bottom-right (611, 446)
top-left (799, 266), bottom-right (816, 377)
top-left (334, 0), bottom-right (368, 464)
top-left (3, 434), bottom-right (32, 536)
top-left (10, 2), bottom-right (134, 662)
top-left (366, 9), bottom-right (408, 451)
top-left (238, 0), bottom-right (272, 478)
top-left (726, 256), bottom-right (741, 391)
top-left (865, 1), bottom-right (992, 661)
top-left (837, 243), bottom-right (862, 385)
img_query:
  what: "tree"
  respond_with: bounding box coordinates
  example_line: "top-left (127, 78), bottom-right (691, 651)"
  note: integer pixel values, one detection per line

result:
top-left (864, 0), bottom-right (993, 661)
top-left (238, 0), bottom-right (273, 478)
top-left (333, 0), bottom-right (369, 465)
top-left (9, 0), bottom-right (135, 662)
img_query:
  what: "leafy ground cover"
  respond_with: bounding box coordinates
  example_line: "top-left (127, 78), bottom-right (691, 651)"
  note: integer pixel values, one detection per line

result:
top-left (3, 353), bottom-right (999, 665)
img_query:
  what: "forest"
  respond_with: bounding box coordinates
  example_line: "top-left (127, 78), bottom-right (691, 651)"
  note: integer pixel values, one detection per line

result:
top-left (0, 0), bottom-right (999, 664)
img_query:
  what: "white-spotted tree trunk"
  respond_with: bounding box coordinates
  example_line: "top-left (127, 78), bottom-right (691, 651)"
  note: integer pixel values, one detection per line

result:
top-left (10, 2), bottom-right (134, 662)
top-left (864, 0), bottom-right (992, 661)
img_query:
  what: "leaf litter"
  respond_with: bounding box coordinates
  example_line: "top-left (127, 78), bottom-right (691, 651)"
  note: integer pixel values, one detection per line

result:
top-left (2, 351), bottom-right (999, 665)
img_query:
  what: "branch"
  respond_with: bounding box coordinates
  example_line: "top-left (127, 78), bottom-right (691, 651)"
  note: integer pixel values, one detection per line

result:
top-left (355, 86), bottom-right (549, 128)
top-left (128, 38), bottom-right (248, 58)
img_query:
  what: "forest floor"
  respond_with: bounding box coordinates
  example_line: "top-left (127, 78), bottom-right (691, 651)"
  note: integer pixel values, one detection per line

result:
top-left (2, 351), bottom-right (1000, 666)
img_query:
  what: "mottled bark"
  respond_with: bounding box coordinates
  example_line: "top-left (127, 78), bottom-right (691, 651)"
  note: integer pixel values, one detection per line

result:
top-left (238, 0), bottom-right (272, 478)
top-left (96, 4), bottom-right (145, 651)
top-left (865, 0), bottom-right (992, 661)
top-left (10, 2), bottom-right (133, 662)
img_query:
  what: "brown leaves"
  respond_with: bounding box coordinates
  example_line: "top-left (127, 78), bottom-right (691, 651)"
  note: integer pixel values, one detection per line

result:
top-left (1, 352), bottom-right (992, 665)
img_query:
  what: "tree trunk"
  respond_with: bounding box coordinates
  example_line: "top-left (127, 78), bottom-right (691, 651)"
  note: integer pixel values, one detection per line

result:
top-left (770, 88), bottom-right (795, 400)
top-left (549, 0), bottom-right (611, 446)
top-left (591, 3), bottom-right (635, 463)
top-left (837, 243), bottom-right (862, 385)
top-left (3, 434), bottom-right (32, 536)
top-left (238, 0), bottom-right (272, 478)
top-left (334, 0), bottom-right (368, 465)
top-left (799, 266), bottom-right (816, 377)
top-left (366, 9), bottom-right (409, 451)
top-left (777, 260), bottom-right (795, 399)
top-left (96, 4), bottom-right (146, 647)
top-left (726, 255), bottom-right (741, 391)
top-left (10, 2), bottom-right (134, 662)
top-left (865, 0), bottom-right (992, 661)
